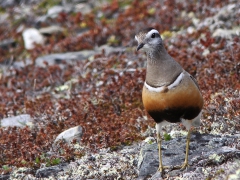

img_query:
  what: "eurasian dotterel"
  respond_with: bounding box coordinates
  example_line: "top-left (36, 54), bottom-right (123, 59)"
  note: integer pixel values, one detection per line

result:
top-left (135, 28), bottom-right (203, 173)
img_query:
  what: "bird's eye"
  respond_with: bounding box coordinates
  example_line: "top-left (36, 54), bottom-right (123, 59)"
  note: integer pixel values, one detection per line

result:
top-left (151, 33), bottom-right (155, 38)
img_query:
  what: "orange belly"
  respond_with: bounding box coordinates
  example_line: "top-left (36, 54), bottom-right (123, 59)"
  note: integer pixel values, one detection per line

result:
top-left (142, 80), bottom-right (203, 123)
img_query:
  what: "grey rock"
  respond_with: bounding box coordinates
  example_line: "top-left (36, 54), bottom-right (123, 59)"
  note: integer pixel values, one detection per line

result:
top-left (0, 0), bottom-right (40, 7)
top-left (1, 114), bottom-right (33, 128)
top-left (182, 172), bottom-right (205, 180)
top-left (74, 3), bottom-right (92, 14)
top-left (10, 167), bottom-right (34, 179)
top-left (97, 45), bottom-right (126, 56)
top-left (54, 126), bottom-right (83, 144)
top-left (150, 171), bottom-right (163, 180)
top-left (0, 39), bottom-right (16, 50)
top-left (0, 13), bottom-right (9, 24)
top-left (34, 45), bottom-right (126, 67)
top-left (88, 0), bottom-right (109, 9)
top-left (36, 15), bottom-right (48, 23)
top-left (13, 58), bottom-right (32, 69)
top-left (199, 3), bottom-right (240, 31)
top-left (0, 0), bottom-right (15, 7)
top-left (39, 25), bottom-right (65, 35)
top-left (0, 58), bottom-right (32, 79)
top-left (228, 167), bottom-right (240, 180)
top-left (35, 50), bottom-right (96, 67)
top-left (36, 164), bottom-right (67, 178)
top-left (138, 133), bottom-right (240, 179)
top-left (63, 0), bottom-right (88, 3)
top-left (215, 4), bottom-right (236, 22)
top-left (0, 174), bottom-right (10, 180)
top-left (47, 5), bottom-right (65, 18)
top-left (47, 5), bottom-right (73, 18)
top-left (137, 143), bottom-right (160, 177)
top-left (194, 167), bottom-right (203, 173)
top-left (212, 28), bottom-right (240, 39)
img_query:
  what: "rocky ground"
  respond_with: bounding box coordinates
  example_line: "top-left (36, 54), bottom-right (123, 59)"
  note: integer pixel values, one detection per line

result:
top-left (0, 0), bottom-right (239, 179)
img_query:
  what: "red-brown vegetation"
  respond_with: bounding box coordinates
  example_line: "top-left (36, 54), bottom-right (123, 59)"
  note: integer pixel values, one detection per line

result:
top-left (0, 0), bottom-right (239, 173)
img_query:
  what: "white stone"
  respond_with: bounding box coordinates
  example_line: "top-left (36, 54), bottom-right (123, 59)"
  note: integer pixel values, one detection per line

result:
top-left (22, 28), bottom-right (45, 50)
top-left (54, 126), bottom-right (83, 144)
top-left (47, 5), bottom-right (64, 18)
top-left (202, 49), bottom-right (210, 57)
top-left (187, 26), bottom-right (195, 34)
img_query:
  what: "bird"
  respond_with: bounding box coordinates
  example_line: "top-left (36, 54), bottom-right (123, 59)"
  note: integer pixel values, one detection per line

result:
top-left (135, 28), bottom-right (203, 173)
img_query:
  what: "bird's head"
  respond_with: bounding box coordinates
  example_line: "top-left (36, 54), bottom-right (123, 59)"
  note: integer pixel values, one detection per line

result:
top-left (135, 28), bottom-right (163, 52)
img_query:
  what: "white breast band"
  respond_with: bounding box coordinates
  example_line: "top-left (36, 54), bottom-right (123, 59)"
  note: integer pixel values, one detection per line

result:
top-left (144, 72), bottom-right (184, 92)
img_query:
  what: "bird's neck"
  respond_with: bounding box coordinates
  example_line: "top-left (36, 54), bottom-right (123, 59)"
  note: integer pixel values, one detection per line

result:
top-left (145, 46), bottom-right (183, 87)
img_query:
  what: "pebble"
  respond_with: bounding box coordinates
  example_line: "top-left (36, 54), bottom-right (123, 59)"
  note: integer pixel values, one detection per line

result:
top-left (54, 125), bottom-right (83, 145)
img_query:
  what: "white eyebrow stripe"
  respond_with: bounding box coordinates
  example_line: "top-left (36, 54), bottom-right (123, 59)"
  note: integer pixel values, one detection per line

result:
top-left (146, 29), bottom-right (159, 38)
top-left (144, 72), bottom-right (184, 92)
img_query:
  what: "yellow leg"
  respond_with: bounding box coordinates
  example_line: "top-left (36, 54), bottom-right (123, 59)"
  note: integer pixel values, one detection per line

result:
top-left (181, 129), bottom-right (191, 169)
top-left (157, 133), bottom-right (163, 172)
top-left (173, 129), bottom-right (191, 170)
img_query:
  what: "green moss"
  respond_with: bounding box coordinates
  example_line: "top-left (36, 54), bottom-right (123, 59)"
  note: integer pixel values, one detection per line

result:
top-left (147, 7), bottom-right (156, 15)
top-left (110, 146), bottom-right (118, 151)
top-left (119, 0), bottom-right (132, 8)
top-left (215, 168), bottom-right (225, 175)
top-left (12, 16), bottom-right (26, 27)
top-left (161, 31), bottom-right (174, 40)
top-left (209, 153), bottom-right (223, 163)
top-left (0, 7), bottom-right (6, 13)
top-left (35, 157), bottom-right (40, 164)
top-left (105, 18), bottom-right (116, 25)
top-left (2, 165), bottom-right (10, 171)
top-left (38, 0), bottom-right (61, 9)
top-left (47, 158), bottom-right (61, 166)
top-left (123, 141), bottom-right (132, 146)
top-left (21, 160), bottom-right (27, 165)
top-left (107, 35), bottom-right (120, 46)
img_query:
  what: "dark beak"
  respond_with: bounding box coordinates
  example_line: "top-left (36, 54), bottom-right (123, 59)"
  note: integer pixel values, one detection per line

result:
top-left (137, 43), bottom-right (144, 51)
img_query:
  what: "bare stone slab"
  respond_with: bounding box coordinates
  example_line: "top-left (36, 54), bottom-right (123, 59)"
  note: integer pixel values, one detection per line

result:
top-left (1, 114), bottom-right (33, 128)
top-left (138, 133), bottom-right (240, 179)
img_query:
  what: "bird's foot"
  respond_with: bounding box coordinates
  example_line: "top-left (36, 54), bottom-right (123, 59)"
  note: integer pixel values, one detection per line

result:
top-left (157, 166), bottom-right (163, 173)
top-left (157, 165), bottom-right (172, 172)
top-left (173, 162), bottom-right (189, 171)
top-left (180, 162), bottom-right (189, 171)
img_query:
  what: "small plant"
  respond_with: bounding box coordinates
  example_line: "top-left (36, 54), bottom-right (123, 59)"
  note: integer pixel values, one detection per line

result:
top-left (35, 157), bottom-right (41, 164)
top-left (35, 154), bottom-right (61, 167)
top-left (21, 160), bottom-right (27, 165)
top-left (164, 133), bottom-right (171, 141)
top-left (2, 165), bottom-right (10, 171)
top-left (1, 165), bottom-right (12, 174)
top-left (46, 158), bottom-right (61, 167)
